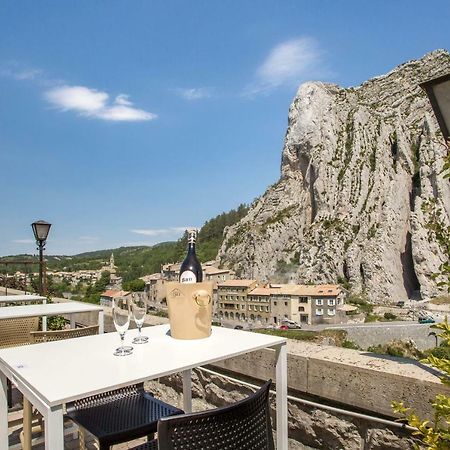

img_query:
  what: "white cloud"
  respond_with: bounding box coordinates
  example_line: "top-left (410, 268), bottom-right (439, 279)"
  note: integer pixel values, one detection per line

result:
top-left (12, 239), bottom-right (34, 244)
top-left (245, 37), bottom-right (328, 96)
top-left (44, 85), bottom-right (157, 122)
top-left (0, 63), bottom-right (42, 81)
top-left (131, 227), bottom-right (193, 237)
top-left (176, 87), bottom-right (212, 100)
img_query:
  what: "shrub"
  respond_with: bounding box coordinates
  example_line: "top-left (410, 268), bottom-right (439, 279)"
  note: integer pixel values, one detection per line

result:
top-left (342, 340), bottom-right (360, 350)
top-left (383, 312), bottom-right (397, 321)
top-left (348, 294), bottom-right (373, 314)
top-left (365, 313), bottom-right (380, 323)
top-left (393, 318), bottom-right (450, 448)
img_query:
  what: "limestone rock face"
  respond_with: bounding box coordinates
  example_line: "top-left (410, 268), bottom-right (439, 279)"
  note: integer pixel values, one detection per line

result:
top-left (219, 50), bottom-right (450, 301)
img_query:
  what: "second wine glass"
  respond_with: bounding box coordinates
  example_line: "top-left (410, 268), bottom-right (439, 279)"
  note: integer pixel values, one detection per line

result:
top-left (132, 294), bottom-right (148, 344)
top-left (112, 296), bottom-right (133, 356)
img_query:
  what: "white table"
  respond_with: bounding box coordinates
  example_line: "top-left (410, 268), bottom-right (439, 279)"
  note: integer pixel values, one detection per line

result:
top-left (0, 302), bottom-right (104, 333)
top-left (0, 325), bottom-right (287, 449)
top-left (0, 295), bottom-right (47, 304)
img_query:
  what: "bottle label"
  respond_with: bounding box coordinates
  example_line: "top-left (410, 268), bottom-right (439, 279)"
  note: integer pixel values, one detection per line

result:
top-left (179, 270), bottom-right (197, 284)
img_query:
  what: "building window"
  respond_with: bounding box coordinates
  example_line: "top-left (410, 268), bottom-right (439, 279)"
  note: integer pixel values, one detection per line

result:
top-left (265, 306), bottom-right (269, 312)
top-left (284, 302), bottom-right (288, 306)
top-left (328, 308), bottom-right (335, 316)
top-left (299, 297), bottom-right (308, 303)
top-left (298, 306), bottom-right (305, 312)
top-left (328, 299), bottom-right (335, 306)
top-left (316, 308), bottom-right (323, 316)
top-left (316, 299), bottom-right (323, 306)
top-left (274, 301), bottom-right (277, 306)
top-left (241, 304), bottom-right (245, 310)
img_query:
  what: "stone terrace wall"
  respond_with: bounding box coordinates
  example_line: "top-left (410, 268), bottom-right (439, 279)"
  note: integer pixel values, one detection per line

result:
top-left (147, 337), bottom-right (450, 449)
top-left (328, 323), bottom-right (439, 350)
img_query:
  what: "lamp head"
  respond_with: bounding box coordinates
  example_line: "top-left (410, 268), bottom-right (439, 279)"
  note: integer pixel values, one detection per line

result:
top-left (31, 220), bottom-right (52, 243)
top-left (420, 73), bottom-right (450, 144)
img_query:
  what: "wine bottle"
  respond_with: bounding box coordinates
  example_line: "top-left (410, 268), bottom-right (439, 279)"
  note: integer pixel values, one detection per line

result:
top-left (179, 230), bottom-right (203, 283)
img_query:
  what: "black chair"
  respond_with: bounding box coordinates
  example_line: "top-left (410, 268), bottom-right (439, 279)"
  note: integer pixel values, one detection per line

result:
top-left (65, 383), bottom-right (183, 450)
top-left (130, 379), bottom-right (274, 450)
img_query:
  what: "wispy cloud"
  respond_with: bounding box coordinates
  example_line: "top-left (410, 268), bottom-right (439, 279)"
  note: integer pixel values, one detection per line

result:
top-left (175, 87), bottom-right (212, 100)
top-left (0, 62), bottom-right (43, 81)
top-left (131, 227), bottom-right (192, 237)
top-left (12, 239), bottom-right (34, 244)
top-left (44, 85), bottom-right (157, 122)
top-left (244, 37), bottom-right (329, 96)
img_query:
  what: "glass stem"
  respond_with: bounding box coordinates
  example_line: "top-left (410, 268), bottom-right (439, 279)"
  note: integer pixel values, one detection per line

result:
top-left (120, 333), bottom-right (125, 351)
top-left (138, 325), bottom-right (142, 338)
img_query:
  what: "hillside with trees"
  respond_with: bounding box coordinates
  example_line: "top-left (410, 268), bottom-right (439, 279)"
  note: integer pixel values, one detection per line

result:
top-left (0, 203), bottom-right (249, 284)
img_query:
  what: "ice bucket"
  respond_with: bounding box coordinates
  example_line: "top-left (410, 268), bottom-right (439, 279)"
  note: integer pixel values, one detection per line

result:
top-left (166, 281), bottom-right (213, 340)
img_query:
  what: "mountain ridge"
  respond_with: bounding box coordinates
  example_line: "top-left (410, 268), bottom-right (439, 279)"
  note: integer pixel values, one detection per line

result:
top-left (218, 50), bottom-right (450, 302)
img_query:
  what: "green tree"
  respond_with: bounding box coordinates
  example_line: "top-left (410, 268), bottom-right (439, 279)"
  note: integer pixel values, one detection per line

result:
top-left (123, 279), bottom-right (145, 292)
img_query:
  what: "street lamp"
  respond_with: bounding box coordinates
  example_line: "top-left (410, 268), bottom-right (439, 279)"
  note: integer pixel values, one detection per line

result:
top-left (31, 220), bottom-right (52, 295)
top-left (420, 73), bottom-right (450, 145)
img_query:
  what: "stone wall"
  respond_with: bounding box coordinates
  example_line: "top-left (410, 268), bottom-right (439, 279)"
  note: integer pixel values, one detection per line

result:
top-left (329, 323), bottom-right (439, 350)
top-left (148, 368), bottom-right (416, 449)
top-left (144, 335), bottom-right (450, 449)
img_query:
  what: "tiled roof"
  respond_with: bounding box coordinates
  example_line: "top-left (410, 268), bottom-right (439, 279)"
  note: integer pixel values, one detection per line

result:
top-left (218, 279), bottom-right (257, 287)
top-left (101, 290), bottom-right (130, 298)
top-left (140, 273), bottom-right (162, 282)
top-left (203, 266), bottom-right (233, 275)
top-left (248, 287), bottom-right (271, 296)
top-left (264, 284), bottom-right (341, 296)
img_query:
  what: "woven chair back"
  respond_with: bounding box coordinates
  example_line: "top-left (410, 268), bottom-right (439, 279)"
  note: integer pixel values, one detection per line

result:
top-left (0, 317), bottom-right (39, 349)
top-left (30, 325), bottom-right (99, 343)
top-left (157, 379), bottom-right (274, 450)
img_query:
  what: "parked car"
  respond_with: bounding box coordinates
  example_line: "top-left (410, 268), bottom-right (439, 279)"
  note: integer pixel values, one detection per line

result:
top-left (234, 325), bottom-right (244, 330)
top-left (281, 319), bottom-right (302, 329)
top-left (418, 317), bottom-right (435, 324)
top-left (279, 325), bottom-right (289, 330)
top-left (396, 301), bottom-right (405, 308)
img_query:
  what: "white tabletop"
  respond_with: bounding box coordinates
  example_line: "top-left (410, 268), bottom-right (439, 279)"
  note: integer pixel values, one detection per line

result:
top-left (0, 295), bottom-right (46, 304)
top-left (0, 302), bottom-right (103, 320)
top-left (0, 325), bottom-right (285, 407)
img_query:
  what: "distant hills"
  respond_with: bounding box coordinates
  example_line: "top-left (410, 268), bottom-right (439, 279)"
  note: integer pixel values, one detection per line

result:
top-left (0, 204), bottom-right (249, 283)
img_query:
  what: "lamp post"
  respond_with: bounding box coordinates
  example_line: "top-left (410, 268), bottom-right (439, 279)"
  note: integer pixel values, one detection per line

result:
top-left (31, 220), bottom-right (52, 296)
top-left (420, 73), bottom-right (450, 146)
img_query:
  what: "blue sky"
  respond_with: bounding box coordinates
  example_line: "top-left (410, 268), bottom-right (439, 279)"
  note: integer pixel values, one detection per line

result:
top-left (0, 0), bottom-right (449, 256)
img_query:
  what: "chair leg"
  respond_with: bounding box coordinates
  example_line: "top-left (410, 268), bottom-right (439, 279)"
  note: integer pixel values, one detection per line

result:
top-left (22, 398), bottom-right (33, 450)
top-left (78, 428), bottom-right (87, 450)
top-left (6, 379), bottom-right (12, 408)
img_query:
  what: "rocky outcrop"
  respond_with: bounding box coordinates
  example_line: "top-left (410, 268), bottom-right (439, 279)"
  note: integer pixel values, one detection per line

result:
top-left (219, 50), bottom-right (450, 301)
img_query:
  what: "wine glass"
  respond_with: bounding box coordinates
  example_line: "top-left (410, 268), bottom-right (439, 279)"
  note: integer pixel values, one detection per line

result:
top-left (112, 296), bottom-right (133, 356)
top-left (132, 294), bottom-right (148, 344)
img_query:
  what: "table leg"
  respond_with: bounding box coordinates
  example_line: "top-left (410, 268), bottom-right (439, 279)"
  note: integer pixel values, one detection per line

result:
top-left (99, 310), bottom-right (104, 334)
top-left (44, 404), bottom-right (64, 450)
top-left (22, 398), bottom-right (32, 450)
top-left (42, 316), bottom-right (47, 332)
top-left (275, 344), bottom-right (288, 450)
top-left (0, 373), bottom-right (8, 450)
top-left (70, 316), bottom-right (75, 329)
top-left (182, 369), bottom-right (192, 413)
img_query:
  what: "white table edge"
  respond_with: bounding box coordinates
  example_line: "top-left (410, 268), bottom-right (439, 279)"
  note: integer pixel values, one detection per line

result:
top-left (0, 335), bottom-right (286, 408)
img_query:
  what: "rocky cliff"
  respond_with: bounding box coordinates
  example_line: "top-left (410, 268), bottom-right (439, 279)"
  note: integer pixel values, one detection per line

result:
top-left (219, 50), bottom-right (450, 302)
